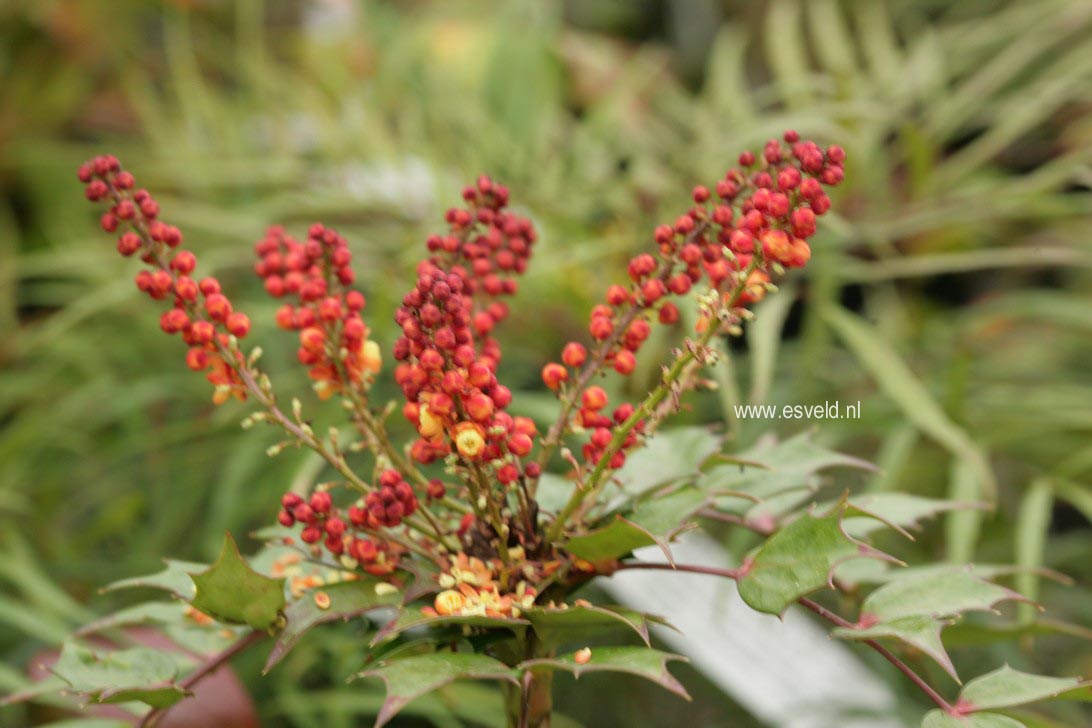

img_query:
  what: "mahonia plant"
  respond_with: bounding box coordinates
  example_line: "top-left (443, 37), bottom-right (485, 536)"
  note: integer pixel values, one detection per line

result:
top-left (7, 136), bottom-right (1088, 728)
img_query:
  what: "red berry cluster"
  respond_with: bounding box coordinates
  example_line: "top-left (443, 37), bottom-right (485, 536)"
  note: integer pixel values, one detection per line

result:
top-left (541, 131), bottom-right (845, 470)
top-left (278, 488), bottom-right (404, 576)
top-left (358, 470), bottom-right (419, 527)
top-left (393, 176), bottom-right (541, 483)
top-left (78, 155), bottom-right (249, 404)
top-left (253, 224), bottom-right (378, 400)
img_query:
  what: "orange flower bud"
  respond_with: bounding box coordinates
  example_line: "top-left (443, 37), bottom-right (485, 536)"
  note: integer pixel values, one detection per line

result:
top-left (300, 326), bottom-right (325, 353)
top-left (542, 363), bottom-right (568, 390)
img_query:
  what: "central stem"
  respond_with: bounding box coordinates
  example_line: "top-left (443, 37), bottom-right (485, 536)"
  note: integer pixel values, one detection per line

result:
top-left (507, 670), bottom-right (553, 728)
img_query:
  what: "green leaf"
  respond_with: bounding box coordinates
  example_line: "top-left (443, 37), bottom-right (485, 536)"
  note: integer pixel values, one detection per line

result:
top-left (354, 652), bottom-right (518, 727)
top-left (822, 305), bottom-right (996, 503)
top-left (1014, 479), bottom-right (1053, 623)
top-left (189, 532), bottom-right (285, 630)
top-left (563, 487), bottom-right (708, 563)
top-left (860, 569), bottom-right (1026, 623)
top-left (265, 577), bottom-right (403, 673)
top-left (834, 569), bottom-right (1026, 679)
top-left (959, 665), bottom-right (1087, 711)
top-left (372, 608), bottom-right (527, 645)
top-left (521, 604), bottom-right (663, 648)
top-left (841, 615), bottom-right (957, 680)
top-left (103, 560), bottom-right (206, 601)
top-left (947, 458), bottom-right (984, 564)
top-left (613, 427), bottom-right (723, 498)
top-left (922, 712), bottom-right (1025, 728)
top-left (50, 642), bottom-right (188, 709)
top-left (701, 431), bottom-right (874, 512)
top-left (736, 503), bottom-right (885, 614)
top-left (77, 601), bottom-right (246, 656)
top-left (522, 646), bottom-right (690, 700)
top-left (843, 494), bottom-right (984, 538)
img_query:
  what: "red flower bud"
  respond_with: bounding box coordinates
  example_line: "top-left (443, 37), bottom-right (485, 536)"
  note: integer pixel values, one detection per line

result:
top-left (561, 342), bottom-right (587, 368)
top-left (542, 363), bottom-right (568, 390)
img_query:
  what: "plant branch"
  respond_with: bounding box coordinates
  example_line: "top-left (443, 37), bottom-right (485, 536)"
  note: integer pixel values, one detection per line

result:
top-left (545, 256), bottom-right (760, 542)
top-left (798, 598), bottom-right (954, 713)
top-left (533, 222), bottom-right (712, 480)
top-left (138, 630), bottom-right (266, 727)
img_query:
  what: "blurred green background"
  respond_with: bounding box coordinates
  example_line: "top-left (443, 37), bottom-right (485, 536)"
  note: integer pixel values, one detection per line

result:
top-left (1, 0), bottom-right (1090, 725)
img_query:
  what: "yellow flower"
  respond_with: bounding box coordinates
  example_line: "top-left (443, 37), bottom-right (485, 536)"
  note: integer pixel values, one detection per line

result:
top-left (452, 422), bottom-right (486, 460)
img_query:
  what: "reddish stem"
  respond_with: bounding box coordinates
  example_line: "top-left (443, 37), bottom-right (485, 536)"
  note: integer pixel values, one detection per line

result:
top-left (138, 630), bottom-right (265, 727)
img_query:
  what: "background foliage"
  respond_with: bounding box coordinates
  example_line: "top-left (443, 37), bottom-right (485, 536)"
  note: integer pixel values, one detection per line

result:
top-left (1, 0), bottom-right (1090, 725)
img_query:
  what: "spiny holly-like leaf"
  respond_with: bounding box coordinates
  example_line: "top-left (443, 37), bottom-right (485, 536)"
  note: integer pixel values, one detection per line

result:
top-left (563, 487), bottom-right (708, 563)
top-left (838, 615), bottom-right (957, 680)
top-left (736, 503), bottom-right (887, 615)
top-left (859, 569), bottom-right (1027, 623)
top-left (957, 665), bottom-right (1088, 711)
top-left (842, 494), bottom-right (985, 538)
top-left (921, 712), bottom-right (1025, 728)
top-left (77, 601), bottom-right (246, 657)
top-left (521, 604), bottom-right (665, 648)
top-left (522, 646), bottom-right (690, 700)
top-left (944, 617), bottom-right (1092, 647)
top-left (264, 577), bottom-right (403, 673)
top-left (50, 642), bottom-right (189, 709)
top-left (702, 431), bottom-right (874, 513)
top-left (835, 562), bottom-right (1071, 588)
top-left (834, 569), bottom-right (1027, 680)
top-left (189, 532), bottom-right (286, 630)
top-left (353, 652), bottom-right (518, 727)
top-left (372, 607), bottom-right (528, 645)
top-left (102, 560), bottom-right (206, 601)
top-left (613, 426), bottom-right (723, 498)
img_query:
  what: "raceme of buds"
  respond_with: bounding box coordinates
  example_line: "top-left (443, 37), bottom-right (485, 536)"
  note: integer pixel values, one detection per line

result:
top-left (255, 224), bottom-right (380, 400)
top-left (391, 175), bottom-right (540, 489)
top-left (540, 132), bottom-right (845, 471)
top-left (78, 155), bottom-right (248, 405)
top-left (277, 488), bottom-right (409, 574)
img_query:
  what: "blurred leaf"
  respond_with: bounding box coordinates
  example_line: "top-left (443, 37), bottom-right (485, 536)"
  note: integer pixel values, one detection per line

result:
top-left (843, 493), bottom-right (983, 538)
top-left (50, 642), bottom-right (188, 709)
top-left (77, 601), bottom-right (245, 656)
top-left (947, 458), bottom-right (984, 564)
top-left (522, 646), bottom-right (690, 700)
top-left (958, 665), bottom-right (1089, 711)
top-left (521, 604), bottom-right (661, 649)
top-left (834, 569), bottom-right (1025, 679)
top-left (265, 577), bottom-right (402, 673)
top-left (564, 486), bottom-right (708, 562)
top-left (701, 431), bottom-right (874, 512)
top-left (1014, 479), bottom-right (1053, 623)
top-left (858, 570), bottom-right (1026, 623)
top-left (190, 532), bottom-right (285, 630)
top-left (612, 426), bottom-right (722, 498)
top-left (102, 559), bottom-right (206, 601)
top-left (372, 608), bottom-right (527, 645)
top-left (822, 305), bottom-right (996, 503)
top-left (354, 652), bottom-right (517, 727)
top-left (921, 713), bottom-right (1024, 728)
